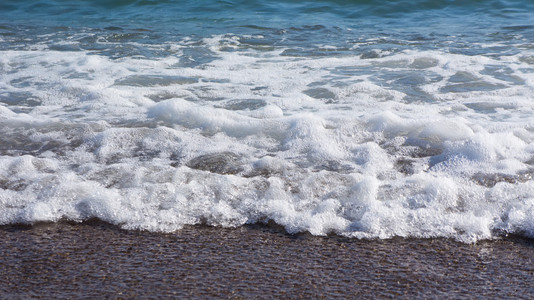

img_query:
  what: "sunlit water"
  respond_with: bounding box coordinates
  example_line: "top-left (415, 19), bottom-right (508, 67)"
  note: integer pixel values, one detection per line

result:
top-left (1, 0), bottom-right (534, 242)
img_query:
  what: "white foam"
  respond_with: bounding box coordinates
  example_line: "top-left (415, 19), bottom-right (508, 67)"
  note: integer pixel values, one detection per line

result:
top-left (1, 36), bottom-right (534, 242)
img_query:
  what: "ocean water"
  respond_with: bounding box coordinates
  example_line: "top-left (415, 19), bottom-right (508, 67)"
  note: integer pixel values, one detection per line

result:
top-left (1, 0), bottom-right (534, 243)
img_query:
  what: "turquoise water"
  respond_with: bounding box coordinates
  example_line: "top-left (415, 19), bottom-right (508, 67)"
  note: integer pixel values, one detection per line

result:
top-left (1, 0), bottom-right (534, 241)
top-left (2, 0), bottom-right (534, 54)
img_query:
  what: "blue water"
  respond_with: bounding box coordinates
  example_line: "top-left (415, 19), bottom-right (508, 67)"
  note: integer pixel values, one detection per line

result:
top-left (1, 0), bottom-right (534, 56)
top-left (1, 0), bottom-right (534, 242)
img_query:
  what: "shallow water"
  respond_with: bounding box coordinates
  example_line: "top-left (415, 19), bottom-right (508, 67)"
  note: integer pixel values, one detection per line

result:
top-left (1, 1), bottom-right (534, 242)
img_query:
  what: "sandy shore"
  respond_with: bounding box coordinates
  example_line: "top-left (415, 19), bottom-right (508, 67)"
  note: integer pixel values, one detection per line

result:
top-left (0, 221), bottom-right (533, 298)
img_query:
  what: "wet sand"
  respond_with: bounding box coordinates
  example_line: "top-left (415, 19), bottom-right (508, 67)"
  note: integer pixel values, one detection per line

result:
top-left (1, 221), bottom-right (533, 299)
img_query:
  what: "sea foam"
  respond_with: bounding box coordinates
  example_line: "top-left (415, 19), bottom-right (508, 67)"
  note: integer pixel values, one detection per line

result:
top-left (1, 32), bottom-right (534, 242)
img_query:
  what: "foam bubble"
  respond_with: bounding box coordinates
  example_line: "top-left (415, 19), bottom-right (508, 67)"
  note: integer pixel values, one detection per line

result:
top-left (1, 36), bottom-right (534, 242)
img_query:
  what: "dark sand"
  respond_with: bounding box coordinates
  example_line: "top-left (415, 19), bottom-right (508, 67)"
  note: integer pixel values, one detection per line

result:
top-left (1, 221), bottom-right (533, 299)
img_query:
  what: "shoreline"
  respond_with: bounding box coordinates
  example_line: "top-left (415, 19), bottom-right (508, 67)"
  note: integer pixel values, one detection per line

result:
top-left (1, 221), bottom-right (533, 298)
